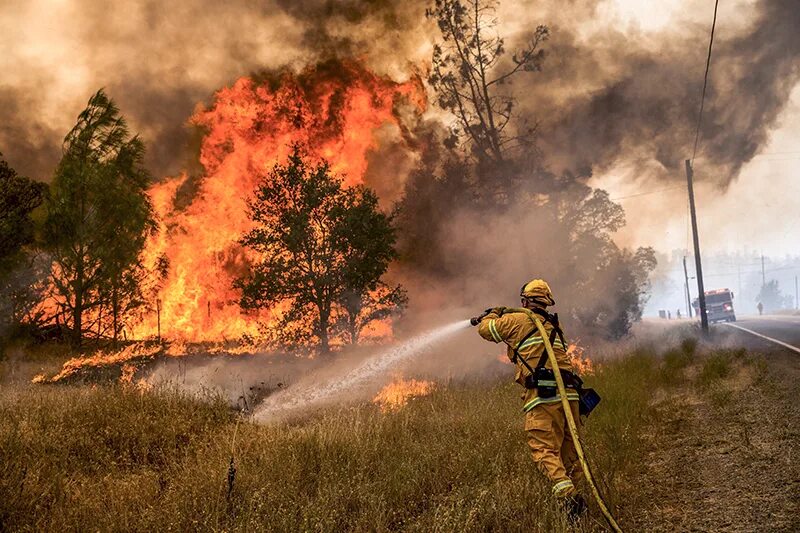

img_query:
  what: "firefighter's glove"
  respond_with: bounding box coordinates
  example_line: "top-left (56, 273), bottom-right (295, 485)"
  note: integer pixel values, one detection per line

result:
top-left (470, 308), bottom-right (494, 326)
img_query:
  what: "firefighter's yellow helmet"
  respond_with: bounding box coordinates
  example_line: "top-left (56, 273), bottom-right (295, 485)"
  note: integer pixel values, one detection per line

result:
top-left (520, 279), bottom-right (555, 306)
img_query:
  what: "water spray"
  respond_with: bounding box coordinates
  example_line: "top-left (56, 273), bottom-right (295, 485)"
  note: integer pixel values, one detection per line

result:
top-left (254, 320), bottom-right (470, 421)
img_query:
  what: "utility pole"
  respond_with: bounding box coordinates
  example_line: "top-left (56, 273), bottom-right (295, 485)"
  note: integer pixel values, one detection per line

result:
top-left (683, 256), bottom-right (693, 318)
top-left (737, 263), bottom-right (742, 301)
top-left (795, 275), bottom-right (798, 310)
top-left (686, 160), bottom-right (708, 333)
top-left (761, 254), bottom-right (766, 287)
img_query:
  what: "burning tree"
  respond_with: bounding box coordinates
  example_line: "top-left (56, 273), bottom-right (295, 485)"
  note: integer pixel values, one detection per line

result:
top-left (237, 146), bottom-right (405, 354)
top-left (43, 90), bottom-right (155, 347)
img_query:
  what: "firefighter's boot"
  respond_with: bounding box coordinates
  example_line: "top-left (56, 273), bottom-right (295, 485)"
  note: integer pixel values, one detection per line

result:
top-left (561, 494), bottom-right (588, 523)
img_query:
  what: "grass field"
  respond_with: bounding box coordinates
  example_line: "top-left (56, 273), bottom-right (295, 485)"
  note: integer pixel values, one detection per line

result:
top-left (0, 331), bottom-right (712, 532)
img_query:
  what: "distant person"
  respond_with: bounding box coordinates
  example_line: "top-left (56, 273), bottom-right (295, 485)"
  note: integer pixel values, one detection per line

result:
top-left (757, 301), bottom-right (764, 316)
top-left (472, 279), bottom-right (587, 521)
top-left (667, 310), bottom-right (671, 320)
top-left (676, 309), bottom-right (682, 319)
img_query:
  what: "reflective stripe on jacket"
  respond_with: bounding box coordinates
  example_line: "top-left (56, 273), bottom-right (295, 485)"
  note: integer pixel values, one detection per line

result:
top-left (478, 308), bottom-right (574, 410)
top-left (522, 390), bottom-right (580, 412)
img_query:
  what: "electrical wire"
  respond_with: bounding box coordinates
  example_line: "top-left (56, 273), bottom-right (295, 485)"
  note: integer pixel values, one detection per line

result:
top-left (609, 186), bottom-right (684, 201)
top-left (691, 0), bottom-right (720, 164)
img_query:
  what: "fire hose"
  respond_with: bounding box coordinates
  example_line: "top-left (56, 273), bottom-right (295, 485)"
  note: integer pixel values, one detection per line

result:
top-left (531, 315), bottom-right (622, 532)
top-left (473, 309), bottom-right (622, 532)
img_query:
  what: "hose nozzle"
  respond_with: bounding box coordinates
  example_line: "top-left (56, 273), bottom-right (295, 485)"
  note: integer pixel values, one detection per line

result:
top-left (470, 308), bottom-right (493, 326)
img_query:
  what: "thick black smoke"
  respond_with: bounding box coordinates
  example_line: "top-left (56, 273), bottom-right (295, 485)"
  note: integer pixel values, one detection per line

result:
top-left (528, 0), bottom-right (800, 186)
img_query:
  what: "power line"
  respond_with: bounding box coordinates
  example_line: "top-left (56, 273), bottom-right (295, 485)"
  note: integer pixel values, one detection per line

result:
top-left (747, 157), bottom-right (800, 162)
top-left (691, 0), bottom-right (720, 164)
top-left (701, 265), bottom-right (800, 277)
top-left (609, 186), bottom-right (684, 201)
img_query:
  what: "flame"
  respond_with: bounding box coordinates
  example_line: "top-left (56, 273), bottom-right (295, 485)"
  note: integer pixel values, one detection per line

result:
top-left (129, 61), bottom-right (424, 342)
top-left (372, 377), bottom-right (436, 412)
top-left (119, 363), bottom-right (136, 384)
top-left (37, 342), bottom-right (163, 384)
top-left (567, 341), bottom-right (594, 375)
top-left (34, 340), bottom-right (269, 384)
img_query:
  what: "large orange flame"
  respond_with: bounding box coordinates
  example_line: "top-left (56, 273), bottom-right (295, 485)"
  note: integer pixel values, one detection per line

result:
top-left (130, 61), bottom-right (424, 342)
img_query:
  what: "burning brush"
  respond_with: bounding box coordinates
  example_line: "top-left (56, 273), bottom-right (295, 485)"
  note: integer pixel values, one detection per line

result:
top-left (372, 377), bottom-right (436, 412)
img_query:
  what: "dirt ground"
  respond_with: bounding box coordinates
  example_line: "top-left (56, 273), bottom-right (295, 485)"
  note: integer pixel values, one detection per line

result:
top-left (632, 338), bottom-right (800, 532)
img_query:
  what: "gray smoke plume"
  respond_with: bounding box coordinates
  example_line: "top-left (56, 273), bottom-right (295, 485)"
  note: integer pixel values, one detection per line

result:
top-left (530, 0), bottom-right (800, 187)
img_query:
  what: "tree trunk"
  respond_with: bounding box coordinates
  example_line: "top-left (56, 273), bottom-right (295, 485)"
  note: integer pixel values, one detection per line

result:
top-left (72, 288), bottom-right (82, 348)
top-left (348, 311), bottom-right (358, 345)
top-left (318, 306), bottom-right (330, 355)
top-left (72, 262), bottom-right (83, 348)
top-left (112, 281), bottom-right (119, 349)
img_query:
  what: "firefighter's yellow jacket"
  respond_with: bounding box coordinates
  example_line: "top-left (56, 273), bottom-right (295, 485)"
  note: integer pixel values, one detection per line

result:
top-left (478, 307), bottom-right (579, 412)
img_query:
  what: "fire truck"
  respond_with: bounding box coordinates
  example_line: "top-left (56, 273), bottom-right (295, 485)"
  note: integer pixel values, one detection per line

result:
top-left (693, 288), bottom-right (736, 323)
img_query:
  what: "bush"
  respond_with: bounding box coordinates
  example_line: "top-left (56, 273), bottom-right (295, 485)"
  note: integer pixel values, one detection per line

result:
top-left (697, 353), bottom-right (732, 389)
top-left (679, 337), bottom-right (697, 358)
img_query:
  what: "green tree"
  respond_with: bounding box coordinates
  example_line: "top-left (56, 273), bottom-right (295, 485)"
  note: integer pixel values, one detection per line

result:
top-left (0, 154), bottom-right (48, 342)
top-left (43, 89), bottom-right (155, 347)
top-left (237, 147), bottom-right (405, 354)
top-left (756, 280), bottom-right (792, 313)
top-left (0, 154), bottom-right (47, 275)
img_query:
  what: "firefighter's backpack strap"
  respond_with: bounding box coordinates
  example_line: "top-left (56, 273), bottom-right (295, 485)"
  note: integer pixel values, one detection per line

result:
top-left (531, 311), bottom-right (566, 369)
top-left (511, 325), bottom-right (538, 376)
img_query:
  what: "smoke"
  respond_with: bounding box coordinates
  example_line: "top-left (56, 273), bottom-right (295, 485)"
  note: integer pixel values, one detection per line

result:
top-left (3, 1), bottom-right (799, 360)
top-left (2, 0), bottom-right (797, 190)
top-left (143, 319), bottom-right (510, 420)
top-left (0, 0), bottom-right (427, 180)
top-left (253, 320), bottom-right (470, 421)
top-left (517, 0), bottom-right (800, 187)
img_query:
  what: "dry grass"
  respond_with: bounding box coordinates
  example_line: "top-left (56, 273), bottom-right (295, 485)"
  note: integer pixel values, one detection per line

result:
top-left (0, 341), bottom-right (682, 532)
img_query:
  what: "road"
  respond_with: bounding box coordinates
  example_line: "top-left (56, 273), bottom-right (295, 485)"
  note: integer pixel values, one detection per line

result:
top-left (716, 314), bottom-right (800, 353)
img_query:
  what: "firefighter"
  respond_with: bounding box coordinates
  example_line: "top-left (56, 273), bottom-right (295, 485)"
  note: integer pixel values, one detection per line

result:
top-left (475, 279), bottom-right (587, 520)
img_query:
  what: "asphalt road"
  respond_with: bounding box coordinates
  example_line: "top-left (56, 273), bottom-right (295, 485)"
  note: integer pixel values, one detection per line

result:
top-left (716, 314), bottom-right (800, 353)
